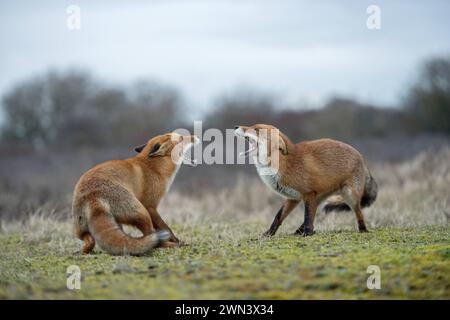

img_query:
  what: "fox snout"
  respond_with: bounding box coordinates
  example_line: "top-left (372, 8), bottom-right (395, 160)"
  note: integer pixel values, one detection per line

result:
top-left (192, 135), bottom-right (200, 144)
top-left (234, 126), bottom-right (256, 143)
top-left (234, 126), bottom-right (247, 138)
top-left (176, 135), bottom-right (199, 167)
top-left (177, 134), bottom-right (200, 145)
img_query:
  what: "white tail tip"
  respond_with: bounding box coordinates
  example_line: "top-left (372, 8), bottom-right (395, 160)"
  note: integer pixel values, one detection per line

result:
top-left (156, 230), bottom-right (171, 243)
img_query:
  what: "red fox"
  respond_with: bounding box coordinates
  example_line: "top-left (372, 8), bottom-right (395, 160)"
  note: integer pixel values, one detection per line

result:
top-left (72, 133), bottom-right (199, 255)
top-left (234, 124), bottom-right (377, 236)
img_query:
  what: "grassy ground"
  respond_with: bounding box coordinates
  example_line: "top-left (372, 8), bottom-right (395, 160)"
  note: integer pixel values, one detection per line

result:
top-left (0, 223), bottom-right (448, 299)
top-left (0, 148), bottom-right (449, 299)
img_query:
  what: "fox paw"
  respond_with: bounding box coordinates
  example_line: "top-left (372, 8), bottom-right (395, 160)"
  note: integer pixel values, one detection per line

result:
top-left (262, 230), bottom-right (276, 237)
top-left (294, 229), bottom-right (315, 237)
top-left (160, 241), bottom-right (180, 248)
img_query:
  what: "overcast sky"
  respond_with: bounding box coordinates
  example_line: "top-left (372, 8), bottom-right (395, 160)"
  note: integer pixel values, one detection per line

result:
top-left (0, 0), bottom-right (449, 116)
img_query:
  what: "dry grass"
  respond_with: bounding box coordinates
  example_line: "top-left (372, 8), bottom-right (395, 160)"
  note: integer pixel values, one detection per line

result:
top-left (159, 146), bottom-right (450, 232)
top-left (1, 147), bottom-right (449, 239)
top-left (0, 148), bottom-right (449, 299)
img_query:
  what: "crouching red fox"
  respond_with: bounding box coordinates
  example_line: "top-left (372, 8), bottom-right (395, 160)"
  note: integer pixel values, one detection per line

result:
top-left (72, 132), bottom-right (199, 255)
top-left (234, 124), bottom-right (377, 236)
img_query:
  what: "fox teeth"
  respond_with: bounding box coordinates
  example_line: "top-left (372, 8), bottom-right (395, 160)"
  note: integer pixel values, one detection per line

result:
top-left (239, 145), bottom-right (257, 158)
top-left (183, 155), bottom-right (198, 167)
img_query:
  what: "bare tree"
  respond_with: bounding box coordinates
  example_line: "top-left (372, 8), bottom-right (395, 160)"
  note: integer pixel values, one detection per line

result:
top-left (117, 80), bottom-right (184, 144)
top-left (205, 89), bottom-right (276, 130)
top-left (404, 56), bottom-right (450, 134)
top-left (1, 70), bottom-right (184, 149)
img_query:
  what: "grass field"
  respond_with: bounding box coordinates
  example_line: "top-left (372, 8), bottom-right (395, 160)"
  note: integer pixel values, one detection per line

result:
top-left (0, 222), bottom-right (448, 299)
top-left (0, 148), bottom-right (449, 299)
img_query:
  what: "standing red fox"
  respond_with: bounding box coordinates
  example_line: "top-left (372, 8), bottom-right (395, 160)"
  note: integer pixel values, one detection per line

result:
top-left (234, 124), bottom-right (377, 236)
top-left (72, 132), bottom-right (199, 255)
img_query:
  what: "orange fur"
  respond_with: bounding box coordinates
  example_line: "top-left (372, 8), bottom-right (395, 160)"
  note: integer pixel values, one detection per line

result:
top-left (234, 124), bottom-right (377, 236)
top-left (72, 133), bottom-right (198, 255)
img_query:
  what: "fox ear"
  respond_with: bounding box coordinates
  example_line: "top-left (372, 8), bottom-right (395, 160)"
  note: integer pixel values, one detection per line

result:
top-left (149, 140), bottom-right (172, 157)
top-left (279, 136), bottom-right (288, 155)
top-left (134, 143), bottom-right (146, 153)
top-left (148, 143), bottom-right (161, 156)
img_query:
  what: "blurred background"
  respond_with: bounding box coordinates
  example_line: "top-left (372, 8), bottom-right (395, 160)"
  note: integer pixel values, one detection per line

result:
top-left (0, 1), bottom-right (449, 225)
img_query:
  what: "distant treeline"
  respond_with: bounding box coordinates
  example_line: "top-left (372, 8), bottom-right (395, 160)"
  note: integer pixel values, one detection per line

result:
top-left (1, 56), bottom-right (449, 149)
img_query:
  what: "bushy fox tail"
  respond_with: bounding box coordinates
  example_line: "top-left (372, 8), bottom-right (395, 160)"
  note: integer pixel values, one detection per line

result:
top-left (89, 209), bottom-right (170, 256)
top-left (323, 173), bottom-right (378, 213)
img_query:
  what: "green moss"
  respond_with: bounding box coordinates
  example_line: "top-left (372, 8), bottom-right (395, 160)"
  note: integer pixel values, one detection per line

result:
top-left (0, 226), bottom-right (449, 299)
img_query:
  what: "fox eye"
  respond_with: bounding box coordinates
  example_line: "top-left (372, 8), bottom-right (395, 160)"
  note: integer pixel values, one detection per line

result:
top-left (149, 143), bottom-right (161, 155)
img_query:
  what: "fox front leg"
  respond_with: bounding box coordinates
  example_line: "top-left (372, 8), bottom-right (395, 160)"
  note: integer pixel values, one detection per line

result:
top-left (294, 223), bottom-right (305, 235)
top-left (147, 207), bottom-right (180, 243)
top-left (263, 199), bottom-right (300, 237)
top-left (295, 193), bottom-right (317, 236)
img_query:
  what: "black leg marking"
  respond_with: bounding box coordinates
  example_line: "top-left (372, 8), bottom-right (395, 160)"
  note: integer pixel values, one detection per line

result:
top-left (303, 203), bottom-right (314, 236)
top-left (358, 220), bottom-right (368, 233)
top-left (294, 223), bottom-right (305, 235)
top-left (263, 206), bottom-right (284, 237)
top-left (296, 202), bottom-right (315, 236)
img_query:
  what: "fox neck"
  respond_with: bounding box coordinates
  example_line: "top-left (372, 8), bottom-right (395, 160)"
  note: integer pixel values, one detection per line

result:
top-left (165, 163), bottom-right (181, 193)
top-left (138, 156), bottom-right (181, 191)
top-left (164, 145), bottom-right (195, 192)
top-left (251, 139), bottom-right (271, 168)
top-left (255, 165), bottom-right (301, 200)
top-left (253, 141), bottom-right (301, 200)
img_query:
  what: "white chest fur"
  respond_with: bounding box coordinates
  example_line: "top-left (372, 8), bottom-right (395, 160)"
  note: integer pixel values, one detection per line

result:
top-left (255, 164), bottom-right (301, 200)
top-left (165, 164), bottom-right (181, 193)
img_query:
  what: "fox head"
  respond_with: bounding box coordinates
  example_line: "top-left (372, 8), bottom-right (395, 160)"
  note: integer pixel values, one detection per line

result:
top-left (134, 133), bottom-right (200, 166)
top-left (234, 124), bottom-right (289, 170)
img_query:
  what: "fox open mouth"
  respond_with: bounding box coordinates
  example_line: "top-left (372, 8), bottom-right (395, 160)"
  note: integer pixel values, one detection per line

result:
top-left (183, 155), bottom-right (198, 167)
top-left (236, 135), bottom-right (258, 158)
top-left (181, 140), bottom-right (199, 167)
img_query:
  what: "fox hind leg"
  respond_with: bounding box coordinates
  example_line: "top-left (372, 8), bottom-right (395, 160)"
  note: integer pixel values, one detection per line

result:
top-left (117, 211), bottom-right (155, 237)
top-left (354, 205), bottom-right (368, 232)
top-left (341, 186), bottom-right (368, 232)
top-left (81, 233), bottom-right (95, 254)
